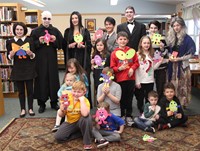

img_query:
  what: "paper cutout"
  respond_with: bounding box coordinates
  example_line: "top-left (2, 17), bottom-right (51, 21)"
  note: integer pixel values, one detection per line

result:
top-left (99, 71), bottom-right (114, 87)
top-left (60, 93), bottom-right (70, 110)
top-left (94, 29), bottom-right (103, 40)
top-left (143, 134), bottom-right (157, 142)
top-left (93, 55), bottom-right (105, 68)
top-left (44, 30), bottom-right (51, 45)
top-left (93, 107), bottom-right (111, 125)
top-left (151, 33), bottom-right (162, 46)
top-left (11, 42), bottom-right (30, 59)
top-left (166, 100), bottom-right (181, 115)
top-left (171, 51), bottom-right (178, 59)
top-left (74, 32), bottom-right (83, 43)
top-left (153, 50), bottom-right (162, 63)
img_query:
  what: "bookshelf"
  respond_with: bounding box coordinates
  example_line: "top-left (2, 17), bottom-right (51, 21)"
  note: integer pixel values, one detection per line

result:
top-left (25, 9), bottom-right (41, 35)
top-left (0, 3), bottom-right (25, 98)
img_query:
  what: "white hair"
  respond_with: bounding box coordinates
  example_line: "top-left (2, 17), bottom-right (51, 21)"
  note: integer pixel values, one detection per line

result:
top-left (41, 11), bottom-right (52, 19)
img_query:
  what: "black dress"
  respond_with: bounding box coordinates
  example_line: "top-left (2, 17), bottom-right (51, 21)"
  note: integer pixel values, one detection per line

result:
top-left (30, 24), bottom-right (63, 103)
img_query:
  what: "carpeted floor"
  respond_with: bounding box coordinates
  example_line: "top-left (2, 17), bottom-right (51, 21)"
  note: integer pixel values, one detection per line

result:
top-left (0, 116), bottom-right (200, 151)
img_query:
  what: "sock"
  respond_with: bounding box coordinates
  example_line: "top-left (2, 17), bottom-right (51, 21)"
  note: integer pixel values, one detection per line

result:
top-left (167, 123), bottom-right (171, 128)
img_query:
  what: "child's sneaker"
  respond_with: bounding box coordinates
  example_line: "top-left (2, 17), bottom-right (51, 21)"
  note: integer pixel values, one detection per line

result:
top-left (145, 127), bottom-right (155, 133)
top-left (126, 117), bottom-right (134, 126)
top-left (83, 144), bottom-right (93, 150)
top-left (158, 124), bottom-right (169, 130)
top-left (51, 125), bottom-right (60, 132)
top-left (97, 139), bottom-right (109, 148)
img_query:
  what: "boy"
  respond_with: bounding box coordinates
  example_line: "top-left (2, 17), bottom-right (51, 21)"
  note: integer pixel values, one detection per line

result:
top-left (110, 31), bottom-right (139, 124)
top-left (97, 67), bottom-right (122, 117)
top-left (92, 102), bottom-right (125, 148)
top-left (132, 91), bottom-right (160, 133)
top-left (157, 82), bottom-right (188, 130)
top-left (54, 81), bottom-right (93, 150)
top-left (52, 73), bottom-right (76, 132)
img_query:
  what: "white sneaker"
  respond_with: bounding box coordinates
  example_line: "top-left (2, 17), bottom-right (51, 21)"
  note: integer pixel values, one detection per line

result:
top-left (126, 117), bottom-right (133, 123)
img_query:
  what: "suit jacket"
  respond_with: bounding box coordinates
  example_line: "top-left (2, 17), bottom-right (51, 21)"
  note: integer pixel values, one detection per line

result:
top-left (102, 32), bottom-right (118, 53)
top-left (117, 21), bottom-right (146, 51)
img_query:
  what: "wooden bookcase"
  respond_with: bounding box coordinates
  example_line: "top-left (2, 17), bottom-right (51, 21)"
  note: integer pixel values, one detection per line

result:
top-left (0, 3), bottom-right (25, 98)
top-left (25, 9), bottom-right (41, 35)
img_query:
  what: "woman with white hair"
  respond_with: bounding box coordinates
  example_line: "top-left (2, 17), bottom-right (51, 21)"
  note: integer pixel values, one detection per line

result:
top-left (167, 16), bottom-right (196, 108)
top-left (31, 11), bottom-right (63, 113)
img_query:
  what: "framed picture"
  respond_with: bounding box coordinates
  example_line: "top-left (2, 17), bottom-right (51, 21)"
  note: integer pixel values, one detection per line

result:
top-left (85, 19), bottom-right (96, 32)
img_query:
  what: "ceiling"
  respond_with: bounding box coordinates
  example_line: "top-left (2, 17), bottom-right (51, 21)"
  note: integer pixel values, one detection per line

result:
top-left (146, 0), bottom-right (187, 5)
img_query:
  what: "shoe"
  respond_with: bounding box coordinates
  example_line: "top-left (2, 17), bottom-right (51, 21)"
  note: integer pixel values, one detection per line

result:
top-left (28, 109), bottom-right (35, 116)
top-left (127, 121), bottom-right (135, 127)
top-left (126, 117), bottom-right (133, 123)
top-left (20, 109), bottom-right (26, 118)
top-left (97, 139), bottom-right (109, 148)
top-left (158, 124), bottom-right (169, 130)
top-left (145, 127), bottom-right (155, 133)
top-left (51, 104), bottom-right (59, 110)
top-left (51, 125), bottom-right (60, 132)
top-left (83, 144), bottom-right (93, 150)
top-left (38, 105), bottom-right (46, 113)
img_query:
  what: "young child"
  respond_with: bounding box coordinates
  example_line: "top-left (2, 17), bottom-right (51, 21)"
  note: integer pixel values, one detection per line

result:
top-left (157, 82), bottom-right (188, 130)
top-left (97, 67), bottom-right (122, 117)
top-left (135, 36), bottom-right (163, 113)
top-left (6, 22), bottom-right (36, 117)
top-left (66, 58), bottom-right (92, 106)
top-left (132, 90), bottom-right (160, 133)
top-left (110, 31), bottom-right (139, 124)
top-left (91, 38), bottom-right (110, 91)
top-left (51, 73), bottom-right (76, 132)
top-left (92, 102), bottom-right (125, 148)
top-left (54, 81), bottom-right (93, 150)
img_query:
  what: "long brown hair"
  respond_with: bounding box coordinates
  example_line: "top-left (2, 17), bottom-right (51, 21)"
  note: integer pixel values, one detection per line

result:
top-left (138, 36), bottom-right (154, 61)
top-left (92, 38), bottom-right (108, 59)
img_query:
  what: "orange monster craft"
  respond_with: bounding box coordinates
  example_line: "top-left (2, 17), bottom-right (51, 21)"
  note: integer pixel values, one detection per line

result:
top-left (116, 48), bottom-right (136, 69)
top-left (11, 42), bottom-right (30, 59)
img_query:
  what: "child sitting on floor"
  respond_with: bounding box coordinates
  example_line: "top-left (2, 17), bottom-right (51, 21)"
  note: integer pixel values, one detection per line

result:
top-left (131, 90), bottom-right (160, 133)
top-left (52, 73), bottom-right (76, 132)
top-left (92, 102), bottom-right (125, 148)
top-left (157, 82), bottom-right (188, 130)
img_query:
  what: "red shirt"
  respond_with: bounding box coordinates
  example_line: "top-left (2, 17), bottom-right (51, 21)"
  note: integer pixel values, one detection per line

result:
top-left (110, 46), bottom-right (139, 82)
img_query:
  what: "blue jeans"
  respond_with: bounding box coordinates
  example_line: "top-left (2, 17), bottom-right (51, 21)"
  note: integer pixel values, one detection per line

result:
top-left (134, 117), bottom-right (153, 130)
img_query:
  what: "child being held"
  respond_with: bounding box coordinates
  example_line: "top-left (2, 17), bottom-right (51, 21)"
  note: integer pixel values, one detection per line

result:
top-left (157, 82), bottom-right (188, 130)
top-left (92, 102), bottom-right (125, 148)
top-left (131, 90), bottom-right (160, 133)
top-left (52, 73), bottom-right (76, 132)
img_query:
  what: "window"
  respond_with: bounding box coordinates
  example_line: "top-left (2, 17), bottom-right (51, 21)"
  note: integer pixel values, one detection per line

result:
top-left (185, 19), bottom-right (199, 55)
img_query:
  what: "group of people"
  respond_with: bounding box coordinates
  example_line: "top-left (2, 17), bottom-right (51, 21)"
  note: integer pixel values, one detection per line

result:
top-left (6, 4), bottom-right (196, 150)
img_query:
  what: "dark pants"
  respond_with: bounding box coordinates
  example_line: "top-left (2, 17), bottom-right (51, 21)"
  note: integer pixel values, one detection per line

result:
top-left (54, 115), bottom-right (92, 145)
top-left (154, 69), bottom-right (166, 101)
top-left (135, 83), bottom-right (154, 113)
top-left (16, 79), bottom-right (34, 110)
top-left (118, 80), bottom-right (135, 117)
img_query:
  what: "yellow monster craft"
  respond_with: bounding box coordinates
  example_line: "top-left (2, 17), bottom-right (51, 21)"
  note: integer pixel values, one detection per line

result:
top-left (166, 100), bottom-right (181, 115)
top-left (150, 33), bottom-right (162, 46)
top-left (116, 48), bottom-right (136, 68)
top-left (11, 42), bottom-right (30, 59)
top-left (74, 32), bottom-right (83, 44)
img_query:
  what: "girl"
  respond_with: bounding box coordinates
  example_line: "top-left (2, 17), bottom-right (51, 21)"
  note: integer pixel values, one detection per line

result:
top-left (6, 22), bottom-right (37, 117)
top-left (148, 20), bottom-right (169, 100)
top-left (65, 58), bottom-right (92, 107)
top-left (167, 16), bottom-right (196, 108)
top-left (135, 36), bottom-right (163, 113)
top-left (91, 38), bottom-right (110, 90)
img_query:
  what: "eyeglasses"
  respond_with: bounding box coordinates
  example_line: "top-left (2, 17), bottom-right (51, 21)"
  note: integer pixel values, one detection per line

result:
top-left (43, 17), bottom-right (51, 21)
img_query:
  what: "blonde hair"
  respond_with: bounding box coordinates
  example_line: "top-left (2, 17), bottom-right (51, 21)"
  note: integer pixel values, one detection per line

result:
top-left (97, 102), bottom-right (110, 112)
top-left (72, 81), bottom-right (86, 91)
top-left (65, 73), bottom-right (75, 80)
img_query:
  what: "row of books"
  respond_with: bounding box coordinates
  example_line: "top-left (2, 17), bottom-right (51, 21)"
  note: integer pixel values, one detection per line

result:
top-left (2, 81), bottom-right (17, 93)
top-left (0, 7), bottom-right (16, 21)
top-left (1, 68), bottom-right (12, 80)
top-left (0, 24), bottom-right (14, 36)
top-left (0, 53), bottom-right (12, 65)
top-left (25, 15), bottom-right (38, 24)
top-left (0, 39), bottom-right (6, 51)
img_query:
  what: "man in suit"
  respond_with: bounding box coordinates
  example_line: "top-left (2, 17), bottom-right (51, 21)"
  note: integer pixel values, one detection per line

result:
top-left (117, 6), bottom-right (146, 51)
top-left (102, 16), bottom-right (118, 53)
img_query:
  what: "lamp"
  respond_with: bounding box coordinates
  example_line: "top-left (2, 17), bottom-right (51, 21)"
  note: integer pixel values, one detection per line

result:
top-left (110, 0), bottom-right (118, 5)
top-left (23, 0), bottom-right (46, 7)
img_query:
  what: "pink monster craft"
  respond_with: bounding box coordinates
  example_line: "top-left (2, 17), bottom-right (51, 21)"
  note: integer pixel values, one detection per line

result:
top-left (94, 29), bottom-right (103, 41)
top-left (93, 107), bottom-right (111, 125)
top-left (44, 30), bottom-right (51, 45)
top-left (60, 93), bottom-right (70, 110)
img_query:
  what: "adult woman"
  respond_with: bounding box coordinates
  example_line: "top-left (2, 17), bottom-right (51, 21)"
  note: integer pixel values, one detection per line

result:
top-left (167, 16), bottom-right (196, 108)
top-left (148, 20), bottom-right (168, 100)
top-left (63, 11), bottom-right (92, 75)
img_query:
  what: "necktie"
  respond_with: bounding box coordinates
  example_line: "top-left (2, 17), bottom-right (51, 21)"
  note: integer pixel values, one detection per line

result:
top-left (106, 34), bottom-right (109, 40)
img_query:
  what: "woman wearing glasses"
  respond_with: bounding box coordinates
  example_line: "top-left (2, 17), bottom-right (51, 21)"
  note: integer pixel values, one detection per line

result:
top-left (30, 11), bottom-right (63, 113)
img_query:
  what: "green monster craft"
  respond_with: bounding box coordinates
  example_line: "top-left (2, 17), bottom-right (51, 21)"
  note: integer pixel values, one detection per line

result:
top-left (166, 100), bottom-right (180, 114)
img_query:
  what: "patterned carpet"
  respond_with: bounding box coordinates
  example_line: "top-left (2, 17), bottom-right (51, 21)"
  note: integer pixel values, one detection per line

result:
top-left (0, 116), bottom-right (200, 151)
